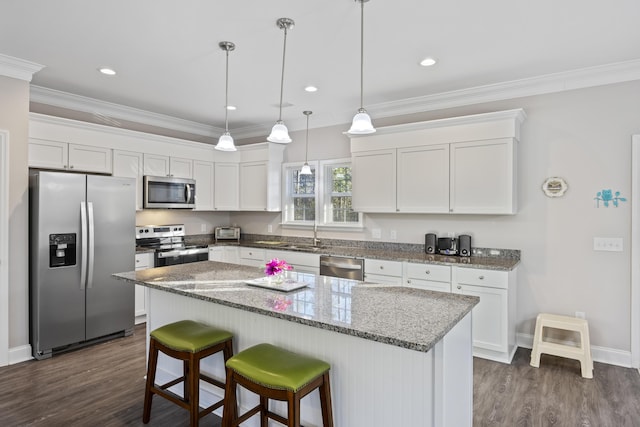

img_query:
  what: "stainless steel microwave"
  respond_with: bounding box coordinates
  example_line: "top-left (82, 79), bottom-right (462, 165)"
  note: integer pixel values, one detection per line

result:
top-left (143, 175), bottom-right (196, 209)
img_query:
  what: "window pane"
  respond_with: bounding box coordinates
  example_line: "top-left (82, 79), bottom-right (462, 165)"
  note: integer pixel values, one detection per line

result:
top-left (293, 197), bottom-right (315, 221)
top-left (293, 170), bottom-right (315, 195)
top-left (327, 165), bottom-right (359, 224)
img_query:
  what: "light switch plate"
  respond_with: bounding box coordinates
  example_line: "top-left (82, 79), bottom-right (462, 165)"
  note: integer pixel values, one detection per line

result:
top-left (372, 228), bottom-right (382, 239)
top-left (593, 237), bottom-right (623, 252)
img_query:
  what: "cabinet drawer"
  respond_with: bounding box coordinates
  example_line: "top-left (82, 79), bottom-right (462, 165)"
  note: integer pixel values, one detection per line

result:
top-left (239, 247), bottom-right (266, 261)
top-left (455, 267), bottom-right (508, 289)
top-left (405, 279), bottom-right (451, 293)
top-left (365, 259), bottom-right (403, 277)
top-left (406, 263), bottom-right (450, 283)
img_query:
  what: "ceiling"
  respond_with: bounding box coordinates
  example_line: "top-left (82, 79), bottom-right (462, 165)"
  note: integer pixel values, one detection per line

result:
top-left (1, 0), bottom-right (640, 141)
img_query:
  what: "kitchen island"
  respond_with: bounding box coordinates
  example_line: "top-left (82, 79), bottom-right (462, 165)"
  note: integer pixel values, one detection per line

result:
top-left (114, 261), bottom-right (479, 427)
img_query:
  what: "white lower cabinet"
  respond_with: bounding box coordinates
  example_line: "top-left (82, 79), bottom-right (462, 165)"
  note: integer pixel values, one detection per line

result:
top-left (405, 262), bottom-right (451, 292)
top-left (266, 250), bottom-right (320, 275)
top-left (208, 246), bottom-right (239, 264)
top-left (134, 252), bottom-right (154, 323)
top-left (238, 247), bottom-right (266, 268)
top-left (364, 259), bottom-right (403, 285)
top-left (452, 266), bottom-right (517, 363)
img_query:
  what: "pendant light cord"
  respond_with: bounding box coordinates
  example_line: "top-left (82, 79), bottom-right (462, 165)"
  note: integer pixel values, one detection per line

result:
top-left (305, 112), bottom-right (309, 162)
top-left (359, 0), bottom-right (365, 110)
top-left (224, 47), bottom-right (230, 133)
top-left (278, 25), bottom-right (288, 122)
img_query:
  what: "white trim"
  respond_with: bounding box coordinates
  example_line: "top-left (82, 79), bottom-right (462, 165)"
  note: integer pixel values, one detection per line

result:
top-left (517, 333), bottom-right (632, 368)
top-left (631, 135), bottom-right (640, 369)
top-left (0, 54), bottom-right (44, 82)
top-left (9, 345), bottom-right (33, 365)
top-left (0, 130), bottom-right (8, 366)
top-left (29, 59), bottom-right (640, 140)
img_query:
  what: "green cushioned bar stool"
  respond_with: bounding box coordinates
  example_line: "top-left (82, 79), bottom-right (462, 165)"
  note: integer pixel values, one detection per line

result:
top-left (222, 343), bottom-right (333, 427)
top-left (143, 320), bottom-right (234, 427)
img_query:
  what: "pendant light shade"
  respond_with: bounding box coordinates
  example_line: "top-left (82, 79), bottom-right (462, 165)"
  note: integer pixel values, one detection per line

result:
top-left (347, 0), bottom-right (376, 135)
top-left (300, 111), bottom-right (313, 175)
top-left (267, 18), bottom-right (294, 144)
top-left (215, 41), bottom-right (237, 152)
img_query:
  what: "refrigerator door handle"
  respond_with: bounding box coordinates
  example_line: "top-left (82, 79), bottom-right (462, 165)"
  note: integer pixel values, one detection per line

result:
top-left (87, 201), bottom-right (95, 288)
top-left (80, 202), bottom-right (88, 290)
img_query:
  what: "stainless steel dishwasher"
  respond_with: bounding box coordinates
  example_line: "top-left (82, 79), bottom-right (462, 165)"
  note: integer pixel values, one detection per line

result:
top-left (319, 255), bottom-right (364, 281)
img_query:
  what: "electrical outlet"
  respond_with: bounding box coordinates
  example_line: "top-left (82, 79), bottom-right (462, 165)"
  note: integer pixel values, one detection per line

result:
top-left (447, 231), bottom-right (455, 238)
top-left (267, 224), bottom-right (273, 233)
top-left (575, 311), bottom-right (586, 319)
top-left (200, 224), bottom-right (207, 233)
top-left (593, 237), bottom-right (623, 252)
top-left (390, 230), bottom-right (397, 240)
top-left (372, 228), bottom-right (382, 239)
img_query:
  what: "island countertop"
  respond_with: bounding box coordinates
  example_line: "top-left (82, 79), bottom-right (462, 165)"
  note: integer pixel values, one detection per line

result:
top-left (114, 260), bottom-right (479, 353)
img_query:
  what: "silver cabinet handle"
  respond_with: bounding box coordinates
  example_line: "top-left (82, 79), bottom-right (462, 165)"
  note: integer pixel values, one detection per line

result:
top-left (479, 275), bottom-right (485, 280)
top-left (320, 261), bottom-right (363, 270)
top-left (425, 270), bottom-right (431, 275)
top-left (457, 285), bottom-right (462, 290)
top-left (407, 279), bottom-right (411, 284)
top-left (379, 266), bottom-right (384, 270)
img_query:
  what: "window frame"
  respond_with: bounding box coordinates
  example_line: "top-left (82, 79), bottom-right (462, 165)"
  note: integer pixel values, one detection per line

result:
top-left (281, 158), bottom-right (362, 230)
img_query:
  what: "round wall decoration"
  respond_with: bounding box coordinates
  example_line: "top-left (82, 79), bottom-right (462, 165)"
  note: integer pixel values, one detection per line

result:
top-left (542, 177), bottom-right (568, 198)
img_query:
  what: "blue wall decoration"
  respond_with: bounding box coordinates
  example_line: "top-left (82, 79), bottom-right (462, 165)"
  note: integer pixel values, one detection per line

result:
top-left (594, 189), bottom-right (627, 208)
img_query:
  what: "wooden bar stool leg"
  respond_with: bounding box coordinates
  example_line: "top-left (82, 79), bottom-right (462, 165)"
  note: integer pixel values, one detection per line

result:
top-left (319, 372), bottom-right (334, 427)
top-left (143, 339), bottom-right (159, 424)
top-left (183, 359), bottom-right (190, 403)
top-left (222, 368), bottom-right (237, 427)
top-left (260, 396), bottom-right (269, 427)
top-left (189, 352), bottom-right (200, 427)
top-left (288, 391), bottom-right (300, 427)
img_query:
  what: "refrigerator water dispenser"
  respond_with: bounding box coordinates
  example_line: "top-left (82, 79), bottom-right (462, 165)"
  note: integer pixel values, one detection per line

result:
top-left (49, 233), bottom-right (76, 267)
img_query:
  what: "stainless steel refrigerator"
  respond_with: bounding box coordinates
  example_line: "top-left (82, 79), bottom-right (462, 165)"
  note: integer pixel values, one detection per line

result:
top-left (29, 171), bottom-right (136, 360)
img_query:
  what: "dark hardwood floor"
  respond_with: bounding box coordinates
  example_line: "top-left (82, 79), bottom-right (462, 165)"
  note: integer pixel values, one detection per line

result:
top-left (1, 324), bottom-right (639, 426)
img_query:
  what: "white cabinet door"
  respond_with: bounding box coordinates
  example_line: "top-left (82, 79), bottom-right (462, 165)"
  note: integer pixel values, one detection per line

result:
top-left (208, 246), bottom-right (225, 262)
top-left (170, 157), bottom-right (193, 179)
top-left (364, 259), bottom-right (403, 284)
top-left (240, 162), bottom-right (268, 211)
top-left (238, 247), bottom-right (265, 267)
top-left (266, 250), bottom-right (320, 275)
top-left (452, 266), bottom-right (517, 363)
top-left (113, 150), bottom-right (143, 210)
top-left (453, 283), bottom-right (508, 353)
top-left (214, 162), bottom-right (239, 210)
top-left (450, 138), bottom-right (516, 214)
top-left (405, 262), bottom-right (451, 292)
top-left (143, 153), bottom-right (170, 177)
top-left (68, 144), bottom-right (112, 173)
top-left (193, 160), bottom-right (214, 210)
top-left (29, 139), bottom-right (68, 169)
top-left (351, 149), bottom-right (396, 212)
top-left (134, 252), bottom-right (154, 322)
top-left (397, 144), bottom-right (450, 213)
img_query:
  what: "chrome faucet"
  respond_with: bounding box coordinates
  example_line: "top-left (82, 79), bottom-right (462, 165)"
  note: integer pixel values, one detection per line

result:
top-left (312, 221), bottom-right (320, 247)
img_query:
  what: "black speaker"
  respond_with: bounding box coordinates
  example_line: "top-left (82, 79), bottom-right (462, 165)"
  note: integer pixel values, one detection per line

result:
top-left (459, 234), bottom-right (472, 257)
top-left (425, 233), bottom-right (437, 254)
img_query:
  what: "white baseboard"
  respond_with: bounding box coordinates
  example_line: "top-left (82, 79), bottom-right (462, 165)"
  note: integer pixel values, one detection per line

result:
top-left (9, 344), bottom-right (33, 365)
top-left (517, 333), bottom-right (632, 368)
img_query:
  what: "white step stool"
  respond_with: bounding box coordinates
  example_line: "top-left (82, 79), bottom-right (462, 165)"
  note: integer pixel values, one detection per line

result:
top-left (530, 313), bottom-right (593, 379)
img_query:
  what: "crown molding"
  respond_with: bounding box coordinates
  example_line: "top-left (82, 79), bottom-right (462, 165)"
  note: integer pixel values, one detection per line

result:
top-left (0, 54), bottom-right (44, 82)
top-left (29, 59), bottom-right (640, 139)
top-left (30, 85), bottom-right (224, 137)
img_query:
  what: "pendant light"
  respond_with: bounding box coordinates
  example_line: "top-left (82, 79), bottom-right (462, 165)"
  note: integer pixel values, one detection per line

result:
top-left (300, 111), bottom-right (312, 175)
top-left (347, 0), bottom-right (376, 135)
top-left (215, 41), bottom-right (237, 152)
top-left (267, 18), bottom-right (294, 144)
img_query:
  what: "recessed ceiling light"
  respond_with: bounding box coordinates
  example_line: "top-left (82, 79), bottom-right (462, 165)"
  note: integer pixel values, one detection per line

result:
top-left (419, 57), bottom-right (437, 67)
top-left (304, 85), bottom-right (318, 92)
top-left (98, 67), bottom-right (117, 75)
top-left (226, 105), bottom-right (236, 111)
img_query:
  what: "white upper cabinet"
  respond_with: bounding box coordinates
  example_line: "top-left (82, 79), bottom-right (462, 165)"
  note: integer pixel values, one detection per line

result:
top-left (238, 143), bottom-right (285, 212)
top-left (450, 138), bottom-right (516, 214)
top-left (29, 138), bottom-right (112, 174)
top-left (113, 150), bottom-right (143, 210)
top-left (350, 109), bottom-right (525, 215)
top-left (143, 154), bottom-right (193, 178)
top-left (240, 162), bottom-right (268, 210)
top-left (214, 162), bottom-right (239, 210)
top-left (351, 149), bottom-right (396, 212)
top-left (397, 144), bottom-right (450, 213)
top-left (193, 160), bottom-right (214, 211)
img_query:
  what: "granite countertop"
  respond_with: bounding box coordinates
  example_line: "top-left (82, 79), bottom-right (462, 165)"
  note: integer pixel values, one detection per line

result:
top-left (114, 261), bottom-right (479, 353)
top-left (208, 239), bottom-right (520, 271)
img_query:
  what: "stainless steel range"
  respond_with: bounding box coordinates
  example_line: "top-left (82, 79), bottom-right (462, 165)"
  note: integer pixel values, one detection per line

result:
top-left (136, 224), bottom-right (208, 267)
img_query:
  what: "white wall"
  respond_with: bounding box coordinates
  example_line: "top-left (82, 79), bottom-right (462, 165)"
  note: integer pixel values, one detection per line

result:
top-left (0, 76), bottom-right (30, 355)
top-left (232, 80), bottom-right (640, 354)
top-left (135, 210), bottom-right (230, 235)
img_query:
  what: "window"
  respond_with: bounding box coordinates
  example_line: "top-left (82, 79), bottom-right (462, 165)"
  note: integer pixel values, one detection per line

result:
top-left (283, 159), bottom-right (361, 228)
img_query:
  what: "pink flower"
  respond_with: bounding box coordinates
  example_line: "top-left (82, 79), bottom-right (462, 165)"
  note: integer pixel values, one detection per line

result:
top-left (264, 258), bottom-right (293, 276)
